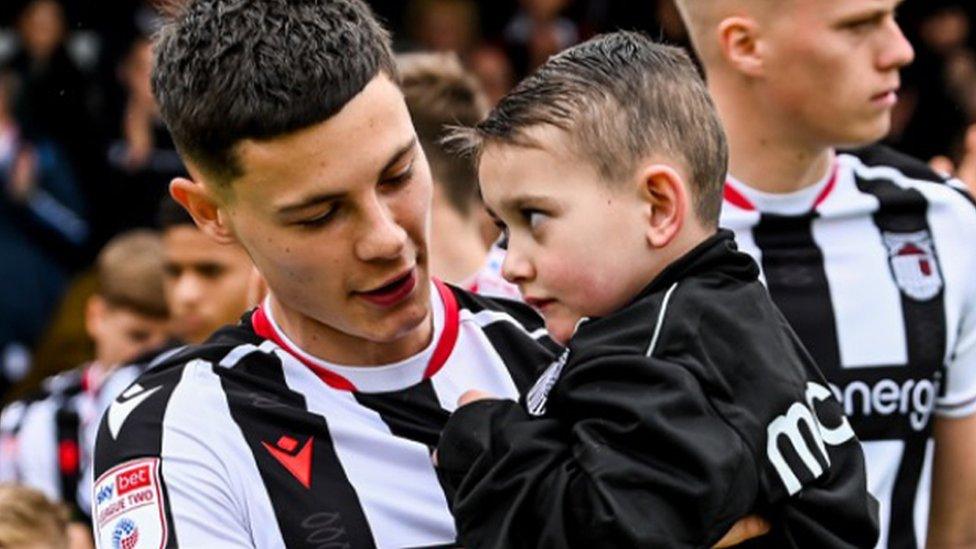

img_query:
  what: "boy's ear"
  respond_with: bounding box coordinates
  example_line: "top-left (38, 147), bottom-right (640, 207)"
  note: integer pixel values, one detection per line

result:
top-left (639, 164), bottom-right (687, 249)
top-left (717, 16), bottom-right (764, 77)
top-left (84, 295), bottom-right (106, 341)
top-left (170, 177), bottom-right (238, 245)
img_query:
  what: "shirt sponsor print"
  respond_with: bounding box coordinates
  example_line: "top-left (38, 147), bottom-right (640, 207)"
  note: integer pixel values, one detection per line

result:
top-left (93, 458), bottom-right (167, 549)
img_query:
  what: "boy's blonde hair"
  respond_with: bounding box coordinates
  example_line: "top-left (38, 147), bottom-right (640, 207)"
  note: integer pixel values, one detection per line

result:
top-left (448, 31), bottom-right (728, 227)
top-left (0, 484), bottom-right (69, 548)
top-left (96, 229), bottom-right (168, 319)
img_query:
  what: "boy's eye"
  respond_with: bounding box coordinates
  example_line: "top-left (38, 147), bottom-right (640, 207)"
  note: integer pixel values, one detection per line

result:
top-left (523, 209), bottom-right (547, 230)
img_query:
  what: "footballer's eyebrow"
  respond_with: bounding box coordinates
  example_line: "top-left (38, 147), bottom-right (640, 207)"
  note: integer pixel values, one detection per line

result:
top-left (275, 138), bottom-right (417, 217)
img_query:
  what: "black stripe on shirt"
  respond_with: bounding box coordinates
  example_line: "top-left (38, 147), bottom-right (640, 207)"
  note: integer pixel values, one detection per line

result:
top-left (54, 403), bottom-right (83, 518)
top-left (355, 379), bottom-right (449, 450)
top-left (220, 352), bottom-right (377, 548)
top-left (855, 173), bottom-right (947, 549)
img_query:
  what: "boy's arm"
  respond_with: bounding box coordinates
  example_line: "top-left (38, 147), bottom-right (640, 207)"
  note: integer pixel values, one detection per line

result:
top-left (436, 352), bottom-right (759, 549)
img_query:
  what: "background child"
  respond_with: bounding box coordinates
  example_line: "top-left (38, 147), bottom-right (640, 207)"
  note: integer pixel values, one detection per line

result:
top-left (437, 31), bottom-right (877, 548)
top-left (0, 483), bottom-right (69, 549)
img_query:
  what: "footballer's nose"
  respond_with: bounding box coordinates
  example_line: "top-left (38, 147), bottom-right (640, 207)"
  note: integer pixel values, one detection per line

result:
top-left (171, 274), bottom-right (204, 308)
top-left (355, 200), bottom-right (408, 262)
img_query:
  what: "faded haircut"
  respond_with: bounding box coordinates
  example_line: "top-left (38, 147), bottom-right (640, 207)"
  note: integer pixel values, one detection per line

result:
top-left (152, 0), bottom-right (397, 184)
top-left (96, 230), bottom-right (168, 319)
top-left (447, 31), bottom-right (728, 226)
top-left (398, 52), bottom-right (489, 216)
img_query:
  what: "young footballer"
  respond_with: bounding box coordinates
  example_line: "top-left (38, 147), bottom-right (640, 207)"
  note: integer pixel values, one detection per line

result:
top-left (436, 32), bottom-right (877, 548)
top-left (675, 0), bottom-right (976, 546)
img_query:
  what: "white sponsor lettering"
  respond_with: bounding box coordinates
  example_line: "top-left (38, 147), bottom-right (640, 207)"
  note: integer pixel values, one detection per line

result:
top-left (828, 378), bottom-right (936, 432)
top-left (767, 382), bottom-right (857, 495)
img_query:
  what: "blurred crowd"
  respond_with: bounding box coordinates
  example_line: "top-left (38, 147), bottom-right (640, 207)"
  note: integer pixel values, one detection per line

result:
top-left (0, 0), bottom-right (974, 435)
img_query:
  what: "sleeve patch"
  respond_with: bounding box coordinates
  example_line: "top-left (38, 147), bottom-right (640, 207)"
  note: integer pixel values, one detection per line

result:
top-left (93, 458), bottom-right (168, 549)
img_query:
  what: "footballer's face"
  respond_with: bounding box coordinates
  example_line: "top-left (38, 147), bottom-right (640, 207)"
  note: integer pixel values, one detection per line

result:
top-left (162, 226), bottom-right (252, 344)
top-left (479, 129), bottom-right (655, 345)
top-left (181, 74), bottom-right (434, 363)
top-left (756, 0), bottom-right (914, 147)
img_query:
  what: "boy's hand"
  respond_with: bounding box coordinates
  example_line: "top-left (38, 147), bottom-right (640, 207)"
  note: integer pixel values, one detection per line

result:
top-left (712, 515), bottom-right (770, 547)
top-left (458, 390), bottom-right (496, 407)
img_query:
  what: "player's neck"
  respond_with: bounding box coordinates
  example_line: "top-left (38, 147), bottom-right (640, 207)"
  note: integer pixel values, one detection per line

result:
top-left (267, 294), bottom-right (433, 367)
top-left (428, 202), bottom-right (489, 285)
top-left (714, 83), bottom-right (835, 194)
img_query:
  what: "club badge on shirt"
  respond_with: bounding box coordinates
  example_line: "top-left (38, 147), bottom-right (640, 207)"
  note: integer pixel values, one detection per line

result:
top-left (883, 230), bottom-right (943, 302)
top-left (93, 457), bottom-right (167, 549)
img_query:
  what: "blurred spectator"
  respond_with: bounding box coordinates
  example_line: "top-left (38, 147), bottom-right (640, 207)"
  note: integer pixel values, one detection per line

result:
top-left (104, 35), bottom-right (185, 236)
top-left (399, 52), bottom-right (520, 299)
top-left (0, 484), bottom-right (69, 549)
top-left (890, 5), bottom-right (976, 162)
top-left (406, 0), bottom-right (481, 55)
top-left (468, 44), bottom-right (516, 106)
top-left (0, 67), bottom-right (88, 399)
top-left (504, 0), bottom-right (578, 75)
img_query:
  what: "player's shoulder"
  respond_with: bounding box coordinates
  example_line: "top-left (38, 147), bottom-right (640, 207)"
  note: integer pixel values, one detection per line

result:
top-left (840, 144), bottom-right (976, 212)
top-left (448, 282), bottom-right (549, 334)
top-left (840, 143), bottom-right (947, 182)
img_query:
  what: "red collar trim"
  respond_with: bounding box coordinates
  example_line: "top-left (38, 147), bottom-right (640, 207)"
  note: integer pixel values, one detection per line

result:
top-left (251, 278), bottom-right (460, 392)
top-left (723, 163), bottom-right (839, 212)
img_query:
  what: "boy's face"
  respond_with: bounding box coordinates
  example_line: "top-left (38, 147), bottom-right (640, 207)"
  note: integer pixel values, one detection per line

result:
top-left (479, 128), bottom-right (658, 344)
top-left (755, 0), bottom-right (913, 147)
top-left (162, 225), bottom-right (253, 344)
top-left (86, 297), bottom-right (169, 367)
top-left (196, 74), bottom-right (434, 355)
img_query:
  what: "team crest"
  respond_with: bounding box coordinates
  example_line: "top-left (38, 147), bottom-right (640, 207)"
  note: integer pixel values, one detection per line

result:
top-left (882, 231), bottom-right (943, 301)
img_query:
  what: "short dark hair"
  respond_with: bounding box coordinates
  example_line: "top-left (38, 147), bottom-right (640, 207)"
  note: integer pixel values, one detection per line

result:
top-left (448, 31), bottom-right (728, 226)
top-left (398, 52), bottom-right (488, 215)
top-left (152, 0), bottom-right (397, 184)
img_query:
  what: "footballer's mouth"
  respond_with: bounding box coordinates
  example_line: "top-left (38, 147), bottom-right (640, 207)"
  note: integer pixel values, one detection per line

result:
top-left (357, 268), bottom-right (418, 308)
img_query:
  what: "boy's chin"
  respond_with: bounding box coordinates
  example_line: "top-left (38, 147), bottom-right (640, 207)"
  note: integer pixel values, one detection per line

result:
top-left (545, 316), bottom-right (580, 346)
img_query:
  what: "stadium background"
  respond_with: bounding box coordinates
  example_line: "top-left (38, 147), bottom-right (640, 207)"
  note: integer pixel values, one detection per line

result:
top-left (0, 0), bottom-right (973, 401)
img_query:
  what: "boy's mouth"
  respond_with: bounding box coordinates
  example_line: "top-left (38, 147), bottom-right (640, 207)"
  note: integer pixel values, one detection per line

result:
top-left (357, 269), bottom-right (417, 308)
top-left (524, 296), bottom-right (556, 313)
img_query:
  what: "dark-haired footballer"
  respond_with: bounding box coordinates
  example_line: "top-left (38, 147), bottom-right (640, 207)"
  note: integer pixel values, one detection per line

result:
top-left (90, 1), bottom-right (558, 547)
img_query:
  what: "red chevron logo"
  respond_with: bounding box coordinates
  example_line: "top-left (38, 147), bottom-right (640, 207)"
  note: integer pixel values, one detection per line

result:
top-left (262, 435), bottom-right (313, 489)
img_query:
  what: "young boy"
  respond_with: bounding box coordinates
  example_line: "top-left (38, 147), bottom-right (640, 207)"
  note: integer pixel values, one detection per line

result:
top-left (436, 31), bottom-right (878, 548)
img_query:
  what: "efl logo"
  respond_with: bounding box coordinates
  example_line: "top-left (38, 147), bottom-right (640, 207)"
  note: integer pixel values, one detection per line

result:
top-left (112, 518), bottom-right (140, 549)
top-left (116, 465), bottom-right (151, 496)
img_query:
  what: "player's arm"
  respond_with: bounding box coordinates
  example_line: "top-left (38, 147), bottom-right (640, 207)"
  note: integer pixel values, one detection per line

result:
top-left (436, 352), bottom-right (759, 549)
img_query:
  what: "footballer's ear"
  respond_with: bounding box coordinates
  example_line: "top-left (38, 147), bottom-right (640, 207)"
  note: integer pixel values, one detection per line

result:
top-left (717, 15), bottom-right (764, 77)
top-left (169, 177), bottom-right (238, 245)
top-left (639, 163), bottom-right (686, 249)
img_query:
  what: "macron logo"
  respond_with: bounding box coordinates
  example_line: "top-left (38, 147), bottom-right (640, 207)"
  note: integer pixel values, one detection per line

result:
top-left (262, 435), bottom-right (314, 489)
top-left (108, 384), bottom-right (162, 440)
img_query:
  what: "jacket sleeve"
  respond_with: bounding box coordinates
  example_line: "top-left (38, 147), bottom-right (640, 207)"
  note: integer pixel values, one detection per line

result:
top-left (436, 352), bottom-right (759, 549)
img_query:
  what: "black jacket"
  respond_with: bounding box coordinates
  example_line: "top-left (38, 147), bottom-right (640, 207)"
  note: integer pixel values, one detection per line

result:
top-left (436, 231), bottom-right (878, 548)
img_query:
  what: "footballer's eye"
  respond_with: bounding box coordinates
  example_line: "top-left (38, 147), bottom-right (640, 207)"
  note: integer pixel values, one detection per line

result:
top-left (382, 162), bottom-right (414, 188)
top-left (296, 206), bottom-right (337, 229)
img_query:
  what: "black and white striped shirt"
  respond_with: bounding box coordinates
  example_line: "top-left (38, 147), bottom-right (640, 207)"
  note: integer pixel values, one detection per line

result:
top-left (721, 144), bottom-right (976, 549)
top-left (92, 280), bottom-right (556, 548)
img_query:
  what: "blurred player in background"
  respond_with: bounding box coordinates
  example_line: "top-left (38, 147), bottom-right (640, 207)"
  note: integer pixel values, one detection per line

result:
top-left (398, 51), bottom-right (520, 300)
top-left (676, 0), bottom-right (976, 547)
top-left (0, 230), bottom-right (169, 547)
